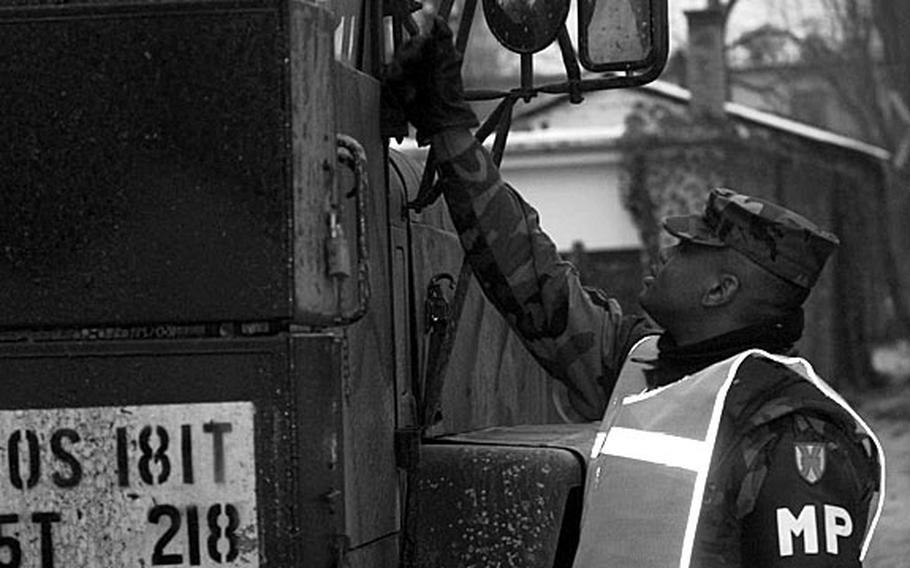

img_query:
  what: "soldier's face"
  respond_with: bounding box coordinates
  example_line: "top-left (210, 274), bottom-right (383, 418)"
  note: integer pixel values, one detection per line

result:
top-left (639, 240), bottom-right (724, 328)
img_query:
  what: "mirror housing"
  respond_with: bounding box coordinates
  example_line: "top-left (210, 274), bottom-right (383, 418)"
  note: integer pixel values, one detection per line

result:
top-left (578, 0), bottom-right (667, 72)
top-left (482, 0), bottom-right (570, 55)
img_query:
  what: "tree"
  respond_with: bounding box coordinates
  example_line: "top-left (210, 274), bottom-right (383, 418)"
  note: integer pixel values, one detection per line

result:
top-left (726, 0), bottom-right (910, 341)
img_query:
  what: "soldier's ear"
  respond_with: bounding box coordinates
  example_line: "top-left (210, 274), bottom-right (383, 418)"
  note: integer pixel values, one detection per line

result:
top-left (702, 272), bottom-right (740, 308)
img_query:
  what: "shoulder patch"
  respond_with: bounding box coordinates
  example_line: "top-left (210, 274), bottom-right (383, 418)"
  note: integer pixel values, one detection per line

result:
top-left (794, 442), bottom-right (826, 484)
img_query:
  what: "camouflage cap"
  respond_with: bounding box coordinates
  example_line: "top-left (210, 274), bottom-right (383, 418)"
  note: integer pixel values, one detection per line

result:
top-left (662, 188), bottom-right (840, 289)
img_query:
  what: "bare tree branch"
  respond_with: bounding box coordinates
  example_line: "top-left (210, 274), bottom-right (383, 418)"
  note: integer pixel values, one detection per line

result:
top-left (723, 0), bottom-right (740, 24)
top-left (724, 0), bottom-right (910, 339)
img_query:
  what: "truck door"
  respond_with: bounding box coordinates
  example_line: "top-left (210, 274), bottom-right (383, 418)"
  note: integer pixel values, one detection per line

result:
top-left (321, 1), bottom-right (402, 564)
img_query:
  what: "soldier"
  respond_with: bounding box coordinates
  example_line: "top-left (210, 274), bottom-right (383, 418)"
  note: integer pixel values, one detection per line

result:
top-left (386, 20), bottom-right (885, 568)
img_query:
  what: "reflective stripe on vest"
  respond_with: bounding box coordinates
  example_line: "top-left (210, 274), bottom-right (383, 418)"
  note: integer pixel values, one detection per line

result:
top-left (572, 336), bottom-right (886, 568)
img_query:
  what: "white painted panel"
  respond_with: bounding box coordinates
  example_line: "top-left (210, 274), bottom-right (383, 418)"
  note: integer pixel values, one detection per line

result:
top-left (0, 402), bottom-right (258, 567)
top-left (500, 162), bottom-right (641, 251)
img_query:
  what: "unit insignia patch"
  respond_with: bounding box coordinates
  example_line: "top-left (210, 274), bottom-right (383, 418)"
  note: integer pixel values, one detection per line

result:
top-left (794, 442), bottom-right (826, 484)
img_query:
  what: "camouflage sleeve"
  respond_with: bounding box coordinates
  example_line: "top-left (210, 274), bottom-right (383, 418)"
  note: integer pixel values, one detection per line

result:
top-left (696, 414), bottom-right (875, 567)
top-left (738, 413), bottom-right (876, 567)
top-left (694, 359), bottom-right (880, 567)
top-left (436, 137), bottom-right (654, 419)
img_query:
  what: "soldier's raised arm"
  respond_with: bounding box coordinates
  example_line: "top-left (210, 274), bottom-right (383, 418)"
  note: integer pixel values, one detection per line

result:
top-left (385, 19), bottom-right (656, 419)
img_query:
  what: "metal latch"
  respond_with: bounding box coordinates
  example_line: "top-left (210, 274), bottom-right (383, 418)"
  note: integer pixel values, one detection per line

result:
top-left (322, 134), bottom-right (371, 326)
top-left (424, 273), bottom-right (454, 334)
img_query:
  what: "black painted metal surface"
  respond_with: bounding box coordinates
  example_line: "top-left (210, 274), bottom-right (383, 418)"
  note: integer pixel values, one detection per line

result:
top-left (406, 438), bottom-right (587, 567)
top-left (0, 0), bottom-right (291, 327)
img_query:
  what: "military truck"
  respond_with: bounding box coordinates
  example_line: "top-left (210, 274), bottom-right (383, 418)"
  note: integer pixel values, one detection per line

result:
top-left (0, 0), bottom-right (665, 565)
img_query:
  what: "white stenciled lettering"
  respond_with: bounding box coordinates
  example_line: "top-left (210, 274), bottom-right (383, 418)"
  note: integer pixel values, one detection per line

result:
top-left (777, 505), bottom-right (819, 556)
top-left (824, 504), bottom-right (853, 554)
top-left (777, 504), bottom-right (854, 557)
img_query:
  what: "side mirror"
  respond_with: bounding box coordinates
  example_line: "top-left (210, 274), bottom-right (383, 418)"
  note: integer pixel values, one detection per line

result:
top-left (578, 0), bottom-right (667, 72)
top-left (480, 0), bottom-right (665, 72)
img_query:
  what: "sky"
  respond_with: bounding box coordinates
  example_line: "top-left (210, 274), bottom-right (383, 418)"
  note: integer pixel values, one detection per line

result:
top-left (669, 0), bottom-right (829, 46)
top-left (455, 0), bottom-right (837, 86)
top-left (479, 0), bottom-right (831, 77)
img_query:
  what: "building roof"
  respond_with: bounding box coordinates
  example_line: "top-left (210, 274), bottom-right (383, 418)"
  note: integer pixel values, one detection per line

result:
top-left (396, 79), bottom-right (891, 163)
top-left (643, 80), bottom-right (891, 161)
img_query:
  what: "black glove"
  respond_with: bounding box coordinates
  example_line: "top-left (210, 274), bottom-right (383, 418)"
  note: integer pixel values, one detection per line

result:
top-left (384, 17), bottom-right (479, 145)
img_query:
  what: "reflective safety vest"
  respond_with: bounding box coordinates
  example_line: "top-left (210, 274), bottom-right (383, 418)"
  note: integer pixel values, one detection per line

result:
top-left (572, 336), bottom-right (885, 568)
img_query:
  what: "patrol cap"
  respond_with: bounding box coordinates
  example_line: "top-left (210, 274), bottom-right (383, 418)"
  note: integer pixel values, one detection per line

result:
top-left (662, 188), bottom-right (840, 289)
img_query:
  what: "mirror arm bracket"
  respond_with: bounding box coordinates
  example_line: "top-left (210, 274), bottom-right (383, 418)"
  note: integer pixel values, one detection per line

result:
top-left (556, 26), bottom-right (583, 104)
top-left (455, 0), bottom-right (478, 55)
top-left (520, 54), bottom-right (534, 102)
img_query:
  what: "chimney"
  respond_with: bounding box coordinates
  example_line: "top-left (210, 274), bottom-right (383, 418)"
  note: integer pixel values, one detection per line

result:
top-left (685, 8), bottom-right (728, 118)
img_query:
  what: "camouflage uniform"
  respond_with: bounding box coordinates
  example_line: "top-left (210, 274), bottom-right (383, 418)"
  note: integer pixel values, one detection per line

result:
top-left (438, 139), bottom-right (881, 567)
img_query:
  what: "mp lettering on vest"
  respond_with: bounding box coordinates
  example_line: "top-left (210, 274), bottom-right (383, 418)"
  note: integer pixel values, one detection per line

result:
top-left (777, 504), bottom-right (853, 557)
